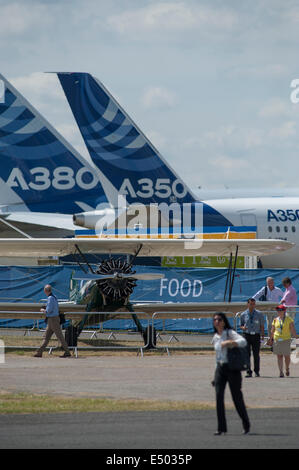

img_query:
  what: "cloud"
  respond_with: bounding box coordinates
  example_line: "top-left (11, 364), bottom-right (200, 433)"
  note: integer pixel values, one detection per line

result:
top-left (141, 86), bottom-right (176, 110)
top-left (191, 125), bottom-right (264, 151)
top-left (107, 3), bottom-right (195, 33)
top-left (106, 2), bottom-right (237, 38)
top-left (10, 72), bottom-right (62, 104)
top-left (268, 121), bottom-right (296, 139)
top-left (0, 2), bottom-right (51, 36)
top-left (210, 154), bottom-right (249, 170)
top-left (259, 98), bottom-right (291, 118)
top-left (284, 6), bottom-right (299, 23)
top-left (230, 63), bottom-right (287, 79)
top-left (145, 130), bottom-right (167, 150)
top-left (55, 123), bottom-right (91, 160)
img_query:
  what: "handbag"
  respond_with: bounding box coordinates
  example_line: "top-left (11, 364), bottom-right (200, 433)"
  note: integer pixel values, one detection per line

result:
top-left (259, 285), bottom-right (268, 302)
top-left (226, 330), bottom-right (250, 371)
top-left (44, 313), bottom-right (66, 325)
top-left (227, 347), bottom-right (250, 371)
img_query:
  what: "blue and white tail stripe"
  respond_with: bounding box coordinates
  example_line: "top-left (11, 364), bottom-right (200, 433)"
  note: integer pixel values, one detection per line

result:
top-left (0, 73), bottom-right (110, 214)
top-left (57, 73), bottom-right (196, 206)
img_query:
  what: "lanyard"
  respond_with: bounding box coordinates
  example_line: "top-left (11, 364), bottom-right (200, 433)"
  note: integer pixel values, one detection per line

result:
top-left (278, 316), bottom-right (285, 334)
top-left (249, 311), bottom-right (255, 326)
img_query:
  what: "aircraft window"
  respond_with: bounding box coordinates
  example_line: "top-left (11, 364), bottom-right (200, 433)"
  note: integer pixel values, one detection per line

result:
top-left (276, 226), bottom-right (280, 232)
top-left (268, 226), bottom-right (272, 233)
top-left (284, 226), bottom-right (288, 232)
top-left (292, 226), bottom-right (296, 232)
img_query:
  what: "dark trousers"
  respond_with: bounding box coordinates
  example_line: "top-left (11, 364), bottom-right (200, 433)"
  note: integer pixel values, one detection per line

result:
top-left (214, 363), bottom-right (250, 433)
top-left (244, 333), bottom-right (261, 375)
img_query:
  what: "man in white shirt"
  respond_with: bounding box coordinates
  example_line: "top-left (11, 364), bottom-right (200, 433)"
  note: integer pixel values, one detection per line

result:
top-left (253, 277), bottom-right (283, 335)
top-left (253, 277), bottom-right (283, 303)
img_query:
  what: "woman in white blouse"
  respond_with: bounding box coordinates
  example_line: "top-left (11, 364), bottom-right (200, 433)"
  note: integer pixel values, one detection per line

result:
top-left (212, 313), bottom-right (250, 435)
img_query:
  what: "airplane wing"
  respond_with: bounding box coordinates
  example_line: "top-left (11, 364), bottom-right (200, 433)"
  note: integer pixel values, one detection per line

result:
top-left (0, 237), bottom-right (292, 258)
top-left (0, 300), bottom-right (278, 319)
top-left (0, 301), bottom-right (85, 320)
top-left (1, 213), bottom-right (76, 231)
top-left (132, 301), bottom-right (278, 316)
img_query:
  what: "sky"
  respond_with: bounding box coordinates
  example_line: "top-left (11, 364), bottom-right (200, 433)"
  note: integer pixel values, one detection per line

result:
top-left (1, 0), bottom-right (299, 194)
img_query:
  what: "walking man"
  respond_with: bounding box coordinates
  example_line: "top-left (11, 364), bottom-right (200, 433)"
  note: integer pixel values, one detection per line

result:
top-left (34, 284), bottom-right (71, 358)
top-left (240, 298), bottom-right (264, 377)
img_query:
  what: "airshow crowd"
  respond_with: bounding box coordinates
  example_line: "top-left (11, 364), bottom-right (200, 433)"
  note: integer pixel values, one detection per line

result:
top-left (212, 276), bottom-right (298, 435)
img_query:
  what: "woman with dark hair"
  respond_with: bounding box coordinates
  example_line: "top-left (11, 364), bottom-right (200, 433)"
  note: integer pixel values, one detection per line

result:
top-left (212, 313), bottom-right (250, 435)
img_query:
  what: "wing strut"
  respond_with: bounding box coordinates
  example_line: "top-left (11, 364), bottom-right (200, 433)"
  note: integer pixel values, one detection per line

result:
top-left (0, 217), bottom-right (32, 239)
top-left (223, 245), bottom-right (239, 302)
top-left (127, 244), bottom-right (143, 269)
top-left (74, 244), bottom-right (96, 274)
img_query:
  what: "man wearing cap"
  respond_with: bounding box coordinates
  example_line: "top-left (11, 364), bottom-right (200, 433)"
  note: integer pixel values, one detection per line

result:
top-left (240, 298), bottom-right (265, 377)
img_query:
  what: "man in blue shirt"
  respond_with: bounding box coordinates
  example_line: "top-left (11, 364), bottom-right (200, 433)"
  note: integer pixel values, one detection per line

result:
top-left (34, 284), bottom-right (71, 358)
top-left (240, 298), bottom-right (264, 377)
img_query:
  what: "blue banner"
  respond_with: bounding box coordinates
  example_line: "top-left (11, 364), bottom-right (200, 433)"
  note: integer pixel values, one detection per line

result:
top-left (0, 265), bottom-right (298, 333)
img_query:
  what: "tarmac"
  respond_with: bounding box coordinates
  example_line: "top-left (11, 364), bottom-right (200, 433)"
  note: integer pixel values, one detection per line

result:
top-left (2, 345), bottom-right (299, 451)
top-left (2, 348), bottom-right (299, 408)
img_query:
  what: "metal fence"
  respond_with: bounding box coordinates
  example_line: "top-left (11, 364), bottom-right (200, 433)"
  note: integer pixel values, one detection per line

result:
top-left (0, 308), bottom-right (240, 357)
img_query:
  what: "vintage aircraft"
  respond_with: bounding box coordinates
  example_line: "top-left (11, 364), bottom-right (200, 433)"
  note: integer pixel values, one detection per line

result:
top-left (0, 236), bottom-right (293, 347)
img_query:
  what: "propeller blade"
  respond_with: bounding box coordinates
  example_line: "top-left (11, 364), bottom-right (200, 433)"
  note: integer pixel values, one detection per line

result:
top-left (72, 275), bottom-right (101, 281)
top-left (129, 273), bottom-right (164, 280)
top-left (72, 273), bottom-right (164, 281)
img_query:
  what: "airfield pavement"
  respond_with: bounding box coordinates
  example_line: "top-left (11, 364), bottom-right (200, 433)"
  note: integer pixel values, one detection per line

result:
top-left (2, 351), bottom-right (299, 407)
top-left (1, 341), bottom-right (299, 452)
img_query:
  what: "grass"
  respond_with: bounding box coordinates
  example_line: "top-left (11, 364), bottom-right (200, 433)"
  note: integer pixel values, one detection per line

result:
top-left (0, 392), bottom-right (215, 414)
top-left (0, 330), bottom-right (214, 356)
top-left (0, 334), bottom-right (144, 348)
top-left (0, 331), bottom-right (273, 357)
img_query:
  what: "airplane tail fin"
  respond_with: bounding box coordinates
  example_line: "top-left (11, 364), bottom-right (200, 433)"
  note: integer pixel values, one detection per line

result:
top-left (57, 72), bottom-right (196, 206)
top-left (0, 73), bottom-right (110, 215)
